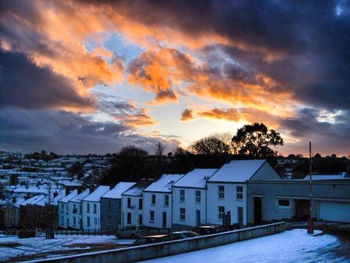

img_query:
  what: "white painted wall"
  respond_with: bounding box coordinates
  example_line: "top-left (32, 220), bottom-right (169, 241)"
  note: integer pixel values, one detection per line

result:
top-left (121, 195), bottom-right (143, 228)
top-left (81, 201), bottom-right (101, 231)
top-left (68, 201), bottom-right (82, 229)
top-left (142, 192), bottom-right (172, 228)
top-left (172, 187), bottom-right (207, 227)
top-left (58, 201), bottom-right (69, 229)
top-left (207, 183), bottom-right (247, 225)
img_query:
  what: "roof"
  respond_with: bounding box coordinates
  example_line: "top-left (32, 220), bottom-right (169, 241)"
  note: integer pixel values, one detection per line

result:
top-left (208, 159), bottom-right (266, 183)
top-left (82, 186), bottom-right (110, 202)
top-left (59, 190), bottom-right (78, 203)
top-left (102, 182), bottom-right (136, 199)
top-left (70, 189), bottom-right (90, 203)
top-left (21, 195), bottom-right (46, 206)
top-left (144, 174), bottom-right (184, 192)
top-left (173, 169), bottom-right (217, 188)
top-left (304, 174), bottom-right (349, 181)
top-left (122, 180), bottom-right (154, 196)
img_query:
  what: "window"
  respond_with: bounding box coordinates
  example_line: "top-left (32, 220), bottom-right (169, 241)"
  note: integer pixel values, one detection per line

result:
top-left (218, 206), bottom-right (225, 219)
top-left (73, 217), bottom-right (76, 226)
top-left (118, 201), bottom-right (121, 211)
top-left (150, 210), bottom-right (155, 222)
top-left (87, 203), bottom-right (90, 213)
top-left (108, 200), bottom-right (112, 209)
top-left (138, 199), bottom-right (143, 210)
top-left (127, 212), bottom-right (132, 224)
top-left (139, 214), bottom-right (143, 225)
top-left (236, 186), bottom-right (243, 200)
top-left (180, 208), bottom-right (185, 221)
top-left (93, 203), bottom-right (97, 214)
top-left (151, 194), bottom-right (156, 205)
top-left (218, 185), bottom-right (225, 199)
top-left (127, 197), bottom-right (131, 208)
top-left (277, 198), bottom-right (290, 208)
top-left (195, 191), bottom-right (201, 203)
top-left (87, 216), bottom-right (90, 227)
top-left (164, 195), bottom-right (169, 206)
top-left (73, 204), bottom-right (77, 214)
top-left (107, 216), bottom-right (111, 225)
top-left (79, 204), bottom-right (82, 214)
top-left (180, 190), bottom-right (185, 202)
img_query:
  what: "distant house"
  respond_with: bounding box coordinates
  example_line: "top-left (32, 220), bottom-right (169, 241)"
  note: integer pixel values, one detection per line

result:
top-left (81, 186), bottom-right (110, 231)
top-left (100, 182), bottom-right (136, 231)
top-left (68, 189), bottom-right (90, 230)
top-left (207, 160), bottom-right (279, 226)
top-left (143, 174), bottom-right (184, 228)
top-left (58, 190), bottom-right (78, 229)
top-left (121, 180), bottom-right (153, 228)
top-left (172, 169), bottom-right (217, 227)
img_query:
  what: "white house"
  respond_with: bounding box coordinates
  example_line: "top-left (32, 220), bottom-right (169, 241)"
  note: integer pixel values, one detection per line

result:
top-left (81, 186), bottom-right (110, 231)
top-left (121, 180), bottom-right (153, 228)
top-left (143, 174), bottom-right (184, 228)
top-left (58, 190), bottom-right (78, 229)
top-left (100, 182), bottom-right (136, 231)
top-left (172, 169), bottom-right (217, 227)
top-left (68, 189), bottom-right (90, 229)
top-left (207, 159), bottom-right (279, 226)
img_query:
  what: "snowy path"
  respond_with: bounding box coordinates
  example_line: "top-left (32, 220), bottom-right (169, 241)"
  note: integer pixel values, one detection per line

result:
top-left (140, 229), bottom-right (348, 263)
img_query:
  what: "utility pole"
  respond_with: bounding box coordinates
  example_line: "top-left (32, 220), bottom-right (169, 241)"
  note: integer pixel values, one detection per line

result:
top-left (46, 179), bottom-right (54, 239)
top-left (307, 141), bottom-right (314, 234)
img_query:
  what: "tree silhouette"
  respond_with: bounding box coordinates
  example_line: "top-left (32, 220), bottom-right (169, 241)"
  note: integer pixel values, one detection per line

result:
top-left (232, 123), bottom-right (283, 157)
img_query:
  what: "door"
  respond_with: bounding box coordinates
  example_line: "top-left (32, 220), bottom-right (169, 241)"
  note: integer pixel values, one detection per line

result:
top-left (319, 202), bottom-right (350, 222)
top-left (294, 200), bottom-right (310, 219)
top-left (162, 212), bottom-right (167, 228)
top-left (196, 210), bottom-right (201, 226)
top-left (237, 207), bottom-right (243, 225)
top-left (254, 197), bottom-right (262, 224)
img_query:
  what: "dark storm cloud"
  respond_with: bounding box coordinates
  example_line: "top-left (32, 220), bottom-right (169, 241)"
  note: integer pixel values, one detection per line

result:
top-left (0, 50), bottom-right (95, 110)
top-left (0, 109), bottom-right (178, 154)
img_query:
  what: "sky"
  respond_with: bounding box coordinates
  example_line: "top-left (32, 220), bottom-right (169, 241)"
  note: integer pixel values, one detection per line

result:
top-left (1, 0), bottom-right (350, 156)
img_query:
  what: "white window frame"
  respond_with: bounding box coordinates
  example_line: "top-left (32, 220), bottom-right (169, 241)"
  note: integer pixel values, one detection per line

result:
top-left (195, 190), bottom-right (201, 203)
top-left (180, 208), bottom-right (185, 221)
top-left (276, 198), bottom-right (291, 209)
top-left (236, 186), bottom-right (243, 200)
top-left (218, 206), bottom-right (225, 219)
top-left (218, 185), bottom-right (225, 199)
top-left (180, 189), bottom-right (185, 202)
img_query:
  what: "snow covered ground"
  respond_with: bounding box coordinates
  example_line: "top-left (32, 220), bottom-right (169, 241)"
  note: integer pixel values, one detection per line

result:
top-left (140, 229), bottom-right (348, 263)
top-left (0, 234), bottom-right (134, 261)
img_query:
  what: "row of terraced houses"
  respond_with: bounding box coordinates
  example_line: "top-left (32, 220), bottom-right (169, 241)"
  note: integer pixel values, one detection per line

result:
top-left (57, 159), bottom-right (350, 231)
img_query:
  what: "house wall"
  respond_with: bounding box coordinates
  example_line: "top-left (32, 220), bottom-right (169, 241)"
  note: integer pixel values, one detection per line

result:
top-left (142, 192), bottom-right (172, 228)
top-left (82, 201), bottom-right (101, 231)
top-left (121, 195), bottom-right (143, 228)
top-left (100, 198), bottom-right (122, 231)
top-left (251, 162), bottom-right (280, 180)
top-left (172, 187), bottom-right (207, 227)
top-left (58, 202), bottom-right (69, 229)
top-left (247, 180), bottom-right (350, 224)
top-left (207, 183), bottom-right (247, 225)
top-left (68, 201), bottom-right (82, 229)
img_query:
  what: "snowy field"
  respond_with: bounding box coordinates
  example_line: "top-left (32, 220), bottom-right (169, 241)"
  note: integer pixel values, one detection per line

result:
top-left (0, 234), bottom-right (133, 262)
top-left (140, 229), bottom-right (348, 263)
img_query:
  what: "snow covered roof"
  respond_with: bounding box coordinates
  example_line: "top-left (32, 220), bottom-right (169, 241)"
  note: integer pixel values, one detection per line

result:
top-left (304, 174), bottom-right (349, 180)
top-left (20, 195), bottom-right (46, 206)
top-left (122, 180), bottom-right (154, 196)
top-left (102, 182), bottom-right (136, 199)
top-left (59, 189), bottom-right (78, 203)
top-left (173, 169), bottom-right (218, 188)
top-left (144, 174), bottom-right (184, 192)
top-left (70, 189), bottom-right (90, 203)
top-left (82, 186), bottom-right (110, 202)
top-left (208, 159), bottom-right (266, 183)
top-left (60, 180), bottom-right (82, 187)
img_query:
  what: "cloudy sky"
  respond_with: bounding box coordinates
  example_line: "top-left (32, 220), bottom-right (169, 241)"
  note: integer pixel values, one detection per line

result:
top-left (1, 0), bottom-right (350, 155)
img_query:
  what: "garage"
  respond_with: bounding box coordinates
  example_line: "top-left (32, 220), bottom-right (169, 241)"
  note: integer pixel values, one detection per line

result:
top-left (319, 201), bottom-right (350, 223)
